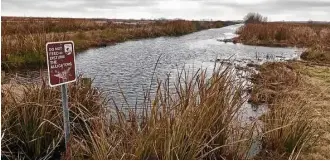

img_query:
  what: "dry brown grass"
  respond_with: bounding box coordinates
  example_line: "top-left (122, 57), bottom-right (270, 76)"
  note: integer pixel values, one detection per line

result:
top-left (249, 61), bottom-right (301, 104)
top-left (1, 17), bottom-right (226, 70)
top-left (2, 17), bottom-right (112, 35)
top-left (300, 48), bottom-right (330, 64)
top-left (236, 22), bottom-right (330, 63)
top-left (237, 22), bottom-right (330, 159)
top-left (1, 77), bottom-right (106, 159)
top-left (2, 63), bottom-right (322, 159)
top-left (297, 63), bottom-right (330, 159)
top-left (257, 93), bottom-right (318, 159)
top-left (1, 66), bottom-right (256, 160)
top-left (1, 16), bottom-right (225, 35)
top-left (250, 61), bottom-right (330, 159)
top-left (236, 22), bottom-right (330, 48)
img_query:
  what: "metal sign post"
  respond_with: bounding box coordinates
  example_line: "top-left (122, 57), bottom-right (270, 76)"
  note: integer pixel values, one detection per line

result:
top-left (46, 41), bottom-right (76, 159)
top-left (61, 84), bottom-right (71, 159)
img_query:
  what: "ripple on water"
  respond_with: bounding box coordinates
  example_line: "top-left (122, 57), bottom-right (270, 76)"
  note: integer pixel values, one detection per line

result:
top-left (76, 24), bottom-right (301, 107)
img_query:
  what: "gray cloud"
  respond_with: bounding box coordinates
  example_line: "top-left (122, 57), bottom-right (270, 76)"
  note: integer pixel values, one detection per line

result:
top-left (202, 0), bottom-right (330, 13)
top-left (2, 0), bottom-right (330, 21)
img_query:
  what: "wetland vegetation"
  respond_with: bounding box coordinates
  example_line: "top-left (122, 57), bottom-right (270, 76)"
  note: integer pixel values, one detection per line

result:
top-left (1, 17), bottom-right (230, 70)
top-left (1, 13), bottom-right (330, 159)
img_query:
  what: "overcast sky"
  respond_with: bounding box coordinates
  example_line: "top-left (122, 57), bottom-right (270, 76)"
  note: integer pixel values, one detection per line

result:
top-left (1, 0), bottom-right (330, 21)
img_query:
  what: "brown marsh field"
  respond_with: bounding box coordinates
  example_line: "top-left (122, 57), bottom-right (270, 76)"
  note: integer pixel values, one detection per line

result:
top-left (1, 17), bottom-right (228, 70)
top-left (236, 22), bottom-right (330, 63)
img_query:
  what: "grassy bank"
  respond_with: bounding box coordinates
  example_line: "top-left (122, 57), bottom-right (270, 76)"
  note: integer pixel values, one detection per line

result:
top-left (249, 61), bottom-right (330, 159)
top-left (235, 20), bottom-right (330, 159)
top-left (236, 22), bottom-right (330, 63)
top-left (1, 17), bottom-right (229, 70)
top-left (1, 65), bottom-right (316, 159)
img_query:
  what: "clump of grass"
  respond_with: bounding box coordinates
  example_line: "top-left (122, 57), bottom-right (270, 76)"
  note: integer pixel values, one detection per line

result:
top-left (1, 66), bottom-right (254, 160)
top-left (257, 94), bottom-right (317, 159)
top-left (1, 77), bottom-right (107, 159)
top-left (248, 61), bottom-right (320, 159)
top-left (300, 48), bottom-right (330, 64)
top-left (249, 62), bottom-right (301, 104)
top-left (132, 67), bottom-right (251, 160)
top-left (71, 66), bottom-right (255, 160)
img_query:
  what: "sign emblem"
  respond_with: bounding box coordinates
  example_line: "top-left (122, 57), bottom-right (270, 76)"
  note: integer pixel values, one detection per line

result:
top-left (64, 44), bottom-right (73, 55)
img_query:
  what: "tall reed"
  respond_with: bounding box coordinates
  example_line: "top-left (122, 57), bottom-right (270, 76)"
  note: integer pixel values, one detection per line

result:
top-left (1, 66), bottom-right (254, 159)
top-left (1, 78), bottom-right (107, 159)
top-left (258, 94), bottom-right (317, 159)
top-left (2, 64), bottom-right (317, 159)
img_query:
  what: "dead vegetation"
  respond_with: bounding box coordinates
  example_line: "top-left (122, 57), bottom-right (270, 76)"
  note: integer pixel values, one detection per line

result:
top-left (235, 16), bottom-right (330, 159)
top-left (301, 48), bottom-right (330, 64)
top-left (1, 67), bottom-right (252, 159)
top-left (249, 61), bottom-right (330, 159)
top-left (236, 22), bottom-right (330, 63)
top-left (249, 61), bottom-right (301, 104)
top-left (236, 22), bottom-right (330, 48)
top-left (2, 64), bottom-right (320, 159)
top-left (1, 17), bottom-right (226, 70)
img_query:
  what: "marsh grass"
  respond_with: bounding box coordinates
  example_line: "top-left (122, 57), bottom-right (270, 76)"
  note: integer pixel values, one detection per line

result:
top-left (249, 62), bottom-right (301, 104)
top-left (71, 66), bottom-right (258, 160)
top-left (133, 67), bottom-right (250, 159)
top-left (1, 77), bottom-right (107, 159)
top-left (250, 62), bottom-right (320, 159)
top-left (257, 94), bottom-right (317, 159)
top-left (1, 18), bottom-right (226, 70)
top-left (301, 48), bottom-right (330, 64)
top-left (1, 65), bottom-right (255, 159)
top-left (1, 64), bottom-right (318, 159)
top-left (236, 22), bottom-right (330, 47)
top-left (236, 22), bottom-right (330, 63)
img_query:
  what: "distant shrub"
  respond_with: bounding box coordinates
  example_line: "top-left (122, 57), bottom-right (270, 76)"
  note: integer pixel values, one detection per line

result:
top-left (244, 12), bottom-right (267, 24)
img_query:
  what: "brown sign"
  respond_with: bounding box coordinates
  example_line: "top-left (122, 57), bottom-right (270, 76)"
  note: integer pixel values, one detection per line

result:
top-left (46, 41), bottom-right (76, 87)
